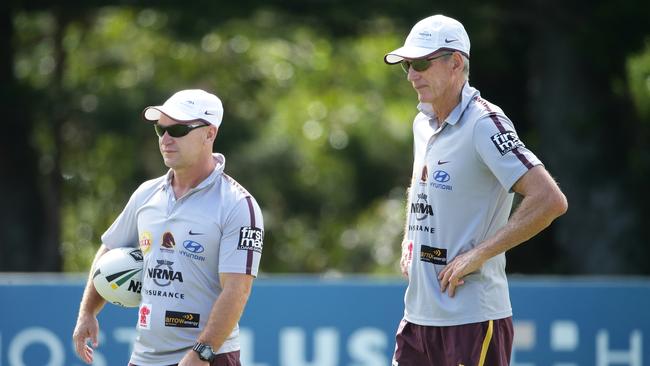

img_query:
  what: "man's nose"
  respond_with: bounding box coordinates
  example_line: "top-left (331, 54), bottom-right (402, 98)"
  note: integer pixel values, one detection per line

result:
top-left (407, 66), bottom-right (420, 82)
top-left (160, 131), bottom-right (174, 144)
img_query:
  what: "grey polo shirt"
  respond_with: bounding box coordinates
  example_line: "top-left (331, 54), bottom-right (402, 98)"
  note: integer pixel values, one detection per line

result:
top-left (101, 153), bottom-right (264, 365)
top-left (404, 82), bottom-right (541, 326)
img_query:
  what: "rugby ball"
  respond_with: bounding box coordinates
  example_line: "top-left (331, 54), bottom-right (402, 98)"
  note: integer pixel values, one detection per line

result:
top-left (92, 247), bottom-right (144, 308)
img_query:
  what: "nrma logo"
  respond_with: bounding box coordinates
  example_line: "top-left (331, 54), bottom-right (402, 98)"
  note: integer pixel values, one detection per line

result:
top-left (411, 193), bottom-right (433, 221)
top-left (148, 260), bottom-right (184, 287)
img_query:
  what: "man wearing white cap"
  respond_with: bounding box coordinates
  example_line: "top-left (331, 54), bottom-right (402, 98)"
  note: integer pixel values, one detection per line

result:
top-left (73, 89), bottom-right (264, 366)
top-left (385, 15), bottom-right (567, 365)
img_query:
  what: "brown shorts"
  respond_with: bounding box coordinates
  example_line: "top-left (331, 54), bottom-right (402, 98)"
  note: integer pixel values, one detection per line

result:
top-left (393, 317), bottom-right (513, 366)
top-left (128, 350), bottom-right (240, 366)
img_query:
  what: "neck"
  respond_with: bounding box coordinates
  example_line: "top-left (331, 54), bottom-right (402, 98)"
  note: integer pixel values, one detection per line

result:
top-left (171, 153), bottom-right (216, 198)
top-left (430, 79), bottom-right (465, 123)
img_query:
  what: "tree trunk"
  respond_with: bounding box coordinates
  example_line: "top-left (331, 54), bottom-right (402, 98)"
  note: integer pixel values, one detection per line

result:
top-left (0, 4), bottom-right (50, 271)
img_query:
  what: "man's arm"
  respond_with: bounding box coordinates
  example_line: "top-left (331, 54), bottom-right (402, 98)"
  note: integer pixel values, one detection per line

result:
top-left (72, 244), bottom-right (109, 364)
top-left (178, 273), bottom-right (254, 365)
top-left (400, 186), bottom-right (413, 278)
top-left (438, 165), bottom-right (568, 297)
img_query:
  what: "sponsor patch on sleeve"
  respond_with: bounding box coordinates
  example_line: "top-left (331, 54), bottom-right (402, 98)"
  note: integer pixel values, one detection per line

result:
top-left (165, 310), bottom-right (200, 328)
top-left (490, 131), bottom-right (525, 156)
top-left (237, 227), bottom-right (264, 253)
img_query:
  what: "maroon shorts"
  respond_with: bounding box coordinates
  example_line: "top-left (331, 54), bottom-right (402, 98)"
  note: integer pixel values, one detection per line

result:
top-left (128, 350), bottom-right (240, 366)
top-left (393, 317), bottom-right (513, 366)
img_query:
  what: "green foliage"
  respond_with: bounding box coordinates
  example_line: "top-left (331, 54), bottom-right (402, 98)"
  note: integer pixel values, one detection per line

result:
top-left (627, 40), bottom-right (650, 120)
top-left (15, 8), bottom-right (417, 273)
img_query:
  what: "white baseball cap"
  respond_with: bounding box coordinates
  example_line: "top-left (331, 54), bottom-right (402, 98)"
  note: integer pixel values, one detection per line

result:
top-left (384, 15), bottom-right (470, 64)
top-left (142, 89), bottom-right (224, 127)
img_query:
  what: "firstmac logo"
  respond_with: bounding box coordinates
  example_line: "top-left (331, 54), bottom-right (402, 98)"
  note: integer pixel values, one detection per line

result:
top-left (491, 131), bottom-right (524, 155)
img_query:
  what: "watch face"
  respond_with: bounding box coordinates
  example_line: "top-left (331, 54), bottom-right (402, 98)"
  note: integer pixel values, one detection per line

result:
top-left (201, 348), bottom-right (212, 360)
top-left (194, 343), bottom-right (215, 361)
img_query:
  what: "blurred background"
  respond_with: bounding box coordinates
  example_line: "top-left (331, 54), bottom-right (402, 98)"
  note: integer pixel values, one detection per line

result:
top-left (2, 0), bottom-right (650, 365)
top-left (3, 0), bottom-right (650, 276)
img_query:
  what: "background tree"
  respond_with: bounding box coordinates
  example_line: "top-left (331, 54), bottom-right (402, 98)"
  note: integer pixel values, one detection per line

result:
top-left (2, 0), bottom-right (649, 274)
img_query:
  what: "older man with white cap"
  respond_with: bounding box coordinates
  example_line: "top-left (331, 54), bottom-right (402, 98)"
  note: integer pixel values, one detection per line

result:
top-left (385, 15), bottom-right (567, 365)
top-left (73, 89), bottom-right (264, 366)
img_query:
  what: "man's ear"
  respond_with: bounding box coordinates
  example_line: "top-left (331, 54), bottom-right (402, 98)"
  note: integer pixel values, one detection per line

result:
top-left (206, 125), bottom-right (218, 142)
top-left (453, 53), bottom-right (463, 72)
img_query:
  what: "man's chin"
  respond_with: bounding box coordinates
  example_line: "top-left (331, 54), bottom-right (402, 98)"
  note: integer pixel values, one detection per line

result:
top-left (416, 92), bottom-right (432, 104)
top-left (162, 157), bottom-right (176, 169)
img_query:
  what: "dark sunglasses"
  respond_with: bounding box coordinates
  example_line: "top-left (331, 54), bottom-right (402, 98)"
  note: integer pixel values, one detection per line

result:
top-left (400, 53), bottom-right (453, 73)
top-left (154, 122), bottom-right (208, 138)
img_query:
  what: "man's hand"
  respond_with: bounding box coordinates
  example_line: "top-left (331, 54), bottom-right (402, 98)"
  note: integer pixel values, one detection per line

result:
top-left (438, 249), bottom-right (484, 297)
top-left (400, 240), bottom-right (413, 278)
top-left (72, 313), bottom-right (99, 364)
top-left (178, 349), bottom-right (210, 366)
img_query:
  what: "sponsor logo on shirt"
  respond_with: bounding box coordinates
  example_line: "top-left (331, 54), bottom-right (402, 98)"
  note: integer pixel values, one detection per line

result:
top-left (139, 231), bottom-right (152, 254)
top-left (165, 310), bottom-right (200, 328)
top-left (491, 131), bottom-right (525, 156)
top-left (411, 193), bottom-right (433, 221)
top-left (420, 245), bottom-right (447, 265)
top-left (418, 165), bottom-right (428, 186)
top-left (183, 240), bottom-right (204, 253)
top-left (432, 170), bottom-right (450, 183)
top-left (138, 303), bottom-right (152, 330)
top-left (238, 227), bottom-right (264, 253)
top-left (161, 232), bottom-right (176, 253)
top-left (431, 170), bottom-right (453, 191)
top-left (142, 288), bottom-right (185, 299)
top-left (180, 240), bottom-right (206, 262)
top-left (408, 224), bottom-right (435, 234)
top-left (148, 260), bottom-right (184, 287)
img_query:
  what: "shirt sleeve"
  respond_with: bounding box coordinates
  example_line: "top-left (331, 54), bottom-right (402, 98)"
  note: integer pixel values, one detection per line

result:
top-left (473, 112), bottom-right (542, 191)
top-left (101, 190), bottom-right (140, 249)
top-left (218, 195), bottom-right (264, 277)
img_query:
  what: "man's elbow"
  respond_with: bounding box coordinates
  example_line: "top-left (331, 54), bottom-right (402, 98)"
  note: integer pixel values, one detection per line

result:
top-left (549, 189), bottom-right (568, 219)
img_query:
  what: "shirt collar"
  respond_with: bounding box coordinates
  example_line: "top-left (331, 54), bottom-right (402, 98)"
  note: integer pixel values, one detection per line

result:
top-left (416, 82), bottom-right (480, 126)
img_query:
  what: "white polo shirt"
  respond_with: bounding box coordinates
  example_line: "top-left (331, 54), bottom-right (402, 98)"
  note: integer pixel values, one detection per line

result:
top-left (101, 153), bottom-right (264, 365)
top-left (404, 82), bottom-right (541, 326)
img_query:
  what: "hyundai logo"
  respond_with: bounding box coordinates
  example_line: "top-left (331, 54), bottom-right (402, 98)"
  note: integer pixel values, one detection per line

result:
top-left (432, 170), bottom-right (450, 183)
top-left (183, 240), bottom-right (205, 253)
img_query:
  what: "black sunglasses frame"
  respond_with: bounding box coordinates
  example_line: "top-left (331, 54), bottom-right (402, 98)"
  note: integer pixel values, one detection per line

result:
top-left (400, 52), bottom-right (454, 73)
top-left (154, 122), bottom-right (209, 138)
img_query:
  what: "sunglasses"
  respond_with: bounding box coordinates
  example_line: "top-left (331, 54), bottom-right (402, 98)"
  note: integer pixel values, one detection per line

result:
top-left (400, 53), bottom-right (453, 73)
top-left (154, 122), bottom-right (208, 138)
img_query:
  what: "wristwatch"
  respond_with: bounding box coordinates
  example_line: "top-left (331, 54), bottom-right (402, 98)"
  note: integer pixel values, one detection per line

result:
top-left (192, 342), bottom-right (216, 362)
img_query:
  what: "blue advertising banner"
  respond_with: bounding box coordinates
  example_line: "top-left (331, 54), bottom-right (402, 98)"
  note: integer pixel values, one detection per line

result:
top-left (0, 275), bottom-right (648, 366)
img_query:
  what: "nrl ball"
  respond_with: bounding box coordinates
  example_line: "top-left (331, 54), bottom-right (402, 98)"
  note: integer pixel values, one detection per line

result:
top-left (92, 247), bottom-right (144, 308)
